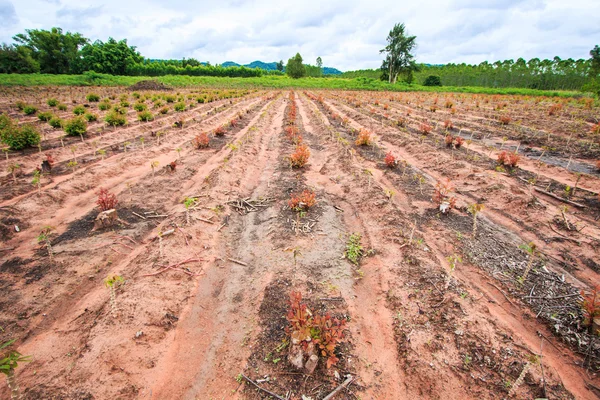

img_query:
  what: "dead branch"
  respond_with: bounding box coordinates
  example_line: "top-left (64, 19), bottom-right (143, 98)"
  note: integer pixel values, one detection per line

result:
top-left (323, 375), bottom-right (354, 400)
top-left (228, 258), bottom-right (248, 266)
top-left (533, 188), bottom-right (586, 208)
top-left (240, 373), bottom-right (286, 400)
top-left (141, 258), bottom-right (203, 277)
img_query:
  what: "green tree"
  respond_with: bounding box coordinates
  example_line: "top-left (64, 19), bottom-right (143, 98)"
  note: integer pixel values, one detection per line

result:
top-left (0, 44), bottom-right (39, 73)
top-left (13, 27), bottom-right (88, 74)
top-left (276, 60), bottom-right (284, 71)
top-left (75, 38), bottom-right (143, 75)
top-left (316, 56), bottom-right (322, 69)
top-left (286, 53), bottom-right (306, 79)
top-left (590, 45), bottom-right (600, 77)
top-left (380, 23), bottom-right (417, 84)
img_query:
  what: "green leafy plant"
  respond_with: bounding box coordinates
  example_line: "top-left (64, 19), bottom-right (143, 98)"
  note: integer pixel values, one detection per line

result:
top-left (7, 163), bottom-right (19, 183)
top-left (345, 233), bottom-right (364, 265)
top-left (84, 113), bottom-right (98, 122)
top-left (3, 124), bottom-right (41, 150)
top-left (47, 98), bottom-right (58, 107)
top-left (104, 275), bottom-right (125, 317)
top-left (57, 103), bottom-right (67, 111)
top-left (64, 117), bottom-right (87, 138)
top-left (37, 111), bottom-right (53, 122)
top-left (138, 111), bottom-right (154, 122)
top-left (86, 93), bottom-right (100, 102)
top-left (1, 339), bottom-right (32, 400)
top-left (67, 160), bottom-right (78, 172)
top-left (48, 116), bottom-right (63, 129)
top-left (37, 226), bottom-right (54, 260)
top-left (23, 105), bottom-right (37, 115)
top-left (134, 102), bottom-right (147, 112)
top-left (32, 169), bottom-right (41, 195)
top-left (105, 111), bottom-right (127, 127)
top-left (518, 242), bottom-right (538, 283)
top-left (98, 101), bottom-right (111, 111)
top-left (150, 160), bottom-right (159, 177)
top-left (174, 102), bottom-right (186, 112)
top-left (183, 197), bottom-right (195, 224)
top-left (73, 105), bottom-right (86, 115)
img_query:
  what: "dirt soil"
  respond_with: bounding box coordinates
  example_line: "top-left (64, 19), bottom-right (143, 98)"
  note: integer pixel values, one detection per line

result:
top-left (1, 87), bottom-right (599, 400)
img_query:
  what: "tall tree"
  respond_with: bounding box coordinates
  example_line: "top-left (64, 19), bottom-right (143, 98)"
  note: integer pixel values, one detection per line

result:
top-left (286, 53), bottom-right (305, 79)
top-left (75, 38), bottom-right (143, 75)
top-left (590, 45), bottom-right (600, 77)
top-left (380, 23), bottom-right (417, 84)
top-left (316, 56), bottom-right (322, 68)
top-left (13, 27), bottom-right (88, 74)
top-left (0, 44), bottom-right (39, 73)
top-left (276, 60), bottom-right (284, 71)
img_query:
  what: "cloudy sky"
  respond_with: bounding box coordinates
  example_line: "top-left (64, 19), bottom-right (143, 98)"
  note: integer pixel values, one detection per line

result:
top-left (1, 0), bottom-right (598, 71)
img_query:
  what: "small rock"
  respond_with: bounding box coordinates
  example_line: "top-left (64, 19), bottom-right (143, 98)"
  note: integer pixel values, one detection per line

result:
top-left (135, 331), bottom-right (144, 338)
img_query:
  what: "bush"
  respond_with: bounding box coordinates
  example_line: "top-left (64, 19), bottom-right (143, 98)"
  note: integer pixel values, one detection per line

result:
top-left (58, 104), bottom-right (67, 111)
top-left (98, 102), bottom-right (111, 111)
top-left (3, 124), bottom-right (41, 150)
top-left (159, 106), bottom-right (169, 114)
top-left (174, 102), bottom-right (186, 112)
top-left (64, 117), bottom-right (88, 137)
top-left (97, 188), bottom-right (118, 211)
top-left (193, 133), bottom-right (210, 148)
top-left (15, 101), bottom-right (25, 111)
top-left (288, 190), bottom-right (316, 211)
top-left (423, 75), bottom-right (442, 86)
top-left (86, 93), bottom-right (100, 102)
top-left (138, 111), bottom-right (154, 122)
top-left (73, 105), bottom-right (86, 115)
top-left (355, 129), bottom-right (372, 146)
top-left (23, 105), bottom-right (38, 115)
top-left (105, 111), bottom-right (127, 127)
top-left (48, 117), bottom-right (63, 128)
top-left (214, 126), bottom-right (226, 137)
top-left (120, 100), bottom-right (130, 108)
top-left (47, 98), bottom-right (59, 107)
top-left (289, 144), bottom-right (310, 168)
top-left (84, 113), bottom-right (98, 122)
top-left (0, 114), bottom-right (15, 142)
top-left (134, 102), bottom-right (147, 112)
top-left (165, 95), bottom-right (176, 103)
top-left (384, 151), bottom-right (398, 168)
top-left (38, 112), bottom-right (54, 122)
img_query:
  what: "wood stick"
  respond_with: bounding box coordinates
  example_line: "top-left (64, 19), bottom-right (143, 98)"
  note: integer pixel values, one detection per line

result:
top-left (240, 374), bottom-right (286, 400)
top-left (533, 188), bottom-right (586, 208)
top-left (524, 293), bottom-right (580, 300)
top-left (323, 375), bottom-right (354, 400)
top-left (195, 216), bottom-right (215, 224)
top-left (132, 211), bottom-right (146, 220)
top-left (486, 282), bottom-right (515, 306)
top-left (228, 258), bottom-right (248, 266)
top-left (0, 247), bottom-right (15, 252)
top-left (141, 258), bottom-right (203, 277)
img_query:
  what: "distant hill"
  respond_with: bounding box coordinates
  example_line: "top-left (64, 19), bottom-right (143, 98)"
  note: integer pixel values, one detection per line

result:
top-left (221, 60), bottom-right (342, 75)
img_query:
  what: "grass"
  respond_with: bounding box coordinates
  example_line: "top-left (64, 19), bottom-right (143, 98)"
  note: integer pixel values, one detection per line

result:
top-left (0, 73), bottom-right (589, 98)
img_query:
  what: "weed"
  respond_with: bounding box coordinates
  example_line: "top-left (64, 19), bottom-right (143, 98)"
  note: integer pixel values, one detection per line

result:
top-left (97, 188), bottom-right (118, 211)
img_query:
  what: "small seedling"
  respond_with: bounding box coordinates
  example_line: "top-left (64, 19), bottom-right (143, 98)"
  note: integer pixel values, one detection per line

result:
top-left (104, 275), bottom-right (124, 317)
top-left (385, 189), bottom-right (395, 201)
top-left (70, 145), bottom-right (77, 162)
top-left (1, 339), bottom-right (32, 400)
top-left (32, 169), bottom-right (41, 195)
top-left (97, 188), bottom-right (118, 211)
top-left (176, 147), bottom-right (182, 159)
top-left (97, 149), bottom-right (106, 161)
top-left (7, 164), bottom-right (19, 183)
top-left (123, 141), bottom-right (131, 152)
top-left (518, 242), bottom-right (538, 283)
top-left (37, 226), bottom-right (54, 260)
top-left (150, 160), bottom-right (159, 177)
top-left (67, 160), bottom-right (78, 172)
top-left (345, 233), bottom-right (364, 265)
top-left (183, 197), bottom-right (195, 224)
top-left (140, 137), bottom-right (145, 150)
top-left (467, 203), bottom-right (484, 236)
top-left (580, 284), bottom-right (600, 335)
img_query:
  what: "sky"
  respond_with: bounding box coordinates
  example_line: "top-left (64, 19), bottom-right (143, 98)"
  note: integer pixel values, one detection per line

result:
top-left (0, 0), bottom-right (598, 71)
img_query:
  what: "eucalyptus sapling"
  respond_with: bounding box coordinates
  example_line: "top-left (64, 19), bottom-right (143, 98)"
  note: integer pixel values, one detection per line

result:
top-left (67, 160), bottom-right (78, 172)
top-left (97, 149), bottom-right (106, 161)
top-left (150, 160), bottom-right (159, 177)
top-left (70, 145), bottom-right (77, 162)
top-left (104, 275), bottom-right (124, 317)
top-left (445, 253), bottom-right (462, 288)
top-left (1, 339), bottom-right (32, 400)
top-left (32, 169), bottom-right (41, 195)
top-left (7, 164), bottom-right (19, 183)
top-left (467, 203), bottom-right (484, 237)
top-left (37, 226), bottom-right (54, 261)
top-left (176, 147), bottom-right (182, 159)
top-left (518, 242), bottom-right (538, 283)
top-left (140, 137), bottom-right (145, 151)
top-left (183, 197), bottom-right (195, 225)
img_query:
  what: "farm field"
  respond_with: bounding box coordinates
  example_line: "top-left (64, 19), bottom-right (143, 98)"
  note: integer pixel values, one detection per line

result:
top-left (1, 85), bottom-right (600, 400)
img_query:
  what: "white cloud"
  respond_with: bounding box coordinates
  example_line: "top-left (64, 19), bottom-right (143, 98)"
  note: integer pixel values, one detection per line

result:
top-left (1, 0), bottom-right (598, 71)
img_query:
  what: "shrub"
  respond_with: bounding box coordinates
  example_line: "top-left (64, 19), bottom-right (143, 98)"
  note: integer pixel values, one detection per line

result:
top-left (214, 126), bottom-right (226, 137)
top-left (0, 114), bottom-right (14, 142)
top-left (289, 190), bottom-right (316, 211)
top-left (48, 117), bottom-right (63, 128)
top-left (423, 75), bottom-right (442, 86)
top-left (134, 102), bottom-right (147, 112)
top-left (64, 117), bottom-right (87, 137)
top-left (444, 119), bottom-right (453, 130)
top-left (3, 124), bottom-right (41, 150)
top-left (433, 180), bottom-right (457, 213)
top-left (97, 188), bottom-right (118, 211)
top-left (499, 115), bottom-right (511, 125)
top-left (290, 144), bottom-right (310, 168)
top-left (445, 135), bottom-right (454, 148)
top-left (58, 103), bottom-right (67, 111)
top-left (73, 105), bottom-right (86, 115)
top-left (23, 105), bottom-right (38, 115)
top-left (138, 111), bottom-right (154, 122)
top-left (419, 123), bottom-right (432, 134)
top-left (355, 129), bottom-right (372, 146)
top-left (580, 285), bottom-right (600, 333)
top-left (193, 132), bottom-right (210, 148)
top-left (84, 113), bottom-right (98, 122)
top-left (105, 111), bottom-right (127, 127)
top-left (165, 95), bottom-right (176, 103)
top-left (15, 101), bottom-right (25, 111)
top-left (98, 102), bottom-right (111, 111)
top-left (120, 100), bottom-right (130, 108)
top-left (384, 151), bottom-right (398, 168)
top-left (174, 102), bottom-right (186, 112)
top-left (454, 136), bottom-right (465, 149)
top-left (47, 98), bottom-right (59, 107)
top-left (38, 112), bottom-right (53, 122)
top-left (159, 106), bottom-right (169, 114)
top-left (86, 93), bottom-right (100, 102)
top-left (497, 150), bottom-right (519, 168)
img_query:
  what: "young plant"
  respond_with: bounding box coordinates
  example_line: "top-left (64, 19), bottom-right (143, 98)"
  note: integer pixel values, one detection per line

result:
top-left (7, 163), bottom-right (19, 183)
top-left (104, 275), bottom-right (124, 317)
top-left (345, 233), bottom-right (364, 265)
top-left (73, 105), bottom-right (86, 115)
top-left (64, 117), bottom-right (87, 140)
top-left (445, 135), bottom-right (454, 148)
top-left (176, 147), bottom-right (182, 159)
top-left (355, 129), bottom-right (372, 146)
top-left (97, 149), bottom-right (106, 161)
top-left (432, 180), bottom-right (457, 214)
top-left (288, 190), bottom-right (316, 211)
top-left (193, 133), bottom-right (210, 149)
top-left (384, 151), bottom-right (398, 168)
top-left (48, 116), bottom-right (63, 129)
top-left (1, 339), bottom-right (32, 400)
top-left (419, 122), bottom-right (432, 135)
top-left (37, 111), bottom-right (53, 122)
top-left (214, 126), bottom-right (226, 137)
top-left (467, 203), bottom-right (484, 236)
top-left (138, 111), bottom-right (154, 122)
top-left (32, 169), bottom-right (41, 195)
top-left (97, 188), bottom-right (118, 211)
top-left (37, 226), bottom-right (54, 260)
top-left (47, 98), bottom-right (58, 107)
top-left (183, 197), bottom-right (195, 225)
top-left (580, 285), bottom-right (600, 335)
top-left (454, 136), bottom-right (465, 149)
top-left (518, 242), bottom-right (538, 283)
top-left (289, 144), bottom-right (310, 168)
top-left (445, 253), bottom-right (462, 288)
top-left (150, 160), bottom-right (159, 177)
top-left (67, 160), bottom-right (78, 172)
